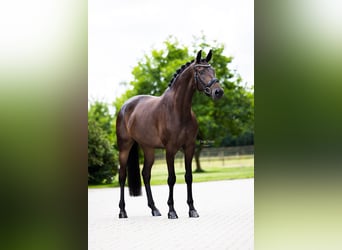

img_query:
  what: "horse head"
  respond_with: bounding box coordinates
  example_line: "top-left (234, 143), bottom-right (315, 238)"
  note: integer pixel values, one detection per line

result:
top-left (194, 50), bottom-right (224, 100)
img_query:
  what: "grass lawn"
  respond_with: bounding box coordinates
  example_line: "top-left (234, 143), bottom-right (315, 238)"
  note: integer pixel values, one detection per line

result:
top-left (88, 155), bottom-right (254, 188)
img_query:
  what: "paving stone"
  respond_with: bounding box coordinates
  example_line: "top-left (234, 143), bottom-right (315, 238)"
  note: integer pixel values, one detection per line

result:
top-left (88, 179), bottom-right (254, 250)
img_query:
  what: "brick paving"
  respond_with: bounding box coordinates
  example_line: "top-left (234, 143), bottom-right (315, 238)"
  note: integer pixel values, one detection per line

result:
top-left (88, 179), bottom-right (254, 250)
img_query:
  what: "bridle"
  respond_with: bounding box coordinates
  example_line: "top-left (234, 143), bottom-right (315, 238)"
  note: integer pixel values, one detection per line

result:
top-left (194, 64), bottom-right (219, 96)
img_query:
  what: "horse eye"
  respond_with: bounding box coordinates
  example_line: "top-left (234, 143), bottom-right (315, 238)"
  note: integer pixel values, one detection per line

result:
top-left (199, 70), bottom-right (205, 75)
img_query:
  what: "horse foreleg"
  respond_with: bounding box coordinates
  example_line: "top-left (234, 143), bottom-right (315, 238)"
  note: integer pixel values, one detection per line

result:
top-left (166, 151), bottom-right (178, 219)
top-left (142, 147), bottom-right (161, 216)
top-left (184, 145), bottom-right (199, 218)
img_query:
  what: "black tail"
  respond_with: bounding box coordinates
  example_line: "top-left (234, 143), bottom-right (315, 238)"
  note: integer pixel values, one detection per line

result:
top-left (127, 142), bottom-right (142, 196)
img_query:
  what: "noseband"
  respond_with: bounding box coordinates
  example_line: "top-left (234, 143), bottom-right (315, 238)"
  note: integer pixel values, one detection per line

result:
top-left (194, 64), bottom-right (219, 96)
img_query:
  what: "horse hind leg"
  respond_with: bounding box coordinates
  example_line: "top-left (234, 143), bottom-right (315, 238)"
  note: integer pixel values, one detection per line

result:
top-left (141, 147), bottom-right (161, 216)
top-left (118, 150), bottom-right (128, 218)
top-left (117, 141), bottom-right (134, 219)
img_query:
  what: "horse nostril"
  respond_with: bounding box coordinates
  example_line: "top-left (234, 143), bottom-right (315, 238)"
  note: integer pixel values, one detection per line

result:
top-left (215, 89), bottom-right (223, 98)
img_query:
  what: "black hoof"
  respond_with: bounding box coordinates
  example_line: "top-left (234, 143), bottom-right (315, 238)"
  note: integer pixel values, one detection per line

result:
top-left (152, 209), bottom-right (161, 216)
top-left (118, 210), bottom-right (128, 219)
top-left (168, 211), bottom-right (178, 219)
top-left (189, 210), bottom-right (199, 218)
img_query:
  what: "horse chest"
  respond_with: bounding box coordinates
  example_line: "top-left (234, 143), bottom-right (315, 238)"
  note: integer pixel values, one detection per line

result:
top-left (160, 121), bottom-right (196, 146)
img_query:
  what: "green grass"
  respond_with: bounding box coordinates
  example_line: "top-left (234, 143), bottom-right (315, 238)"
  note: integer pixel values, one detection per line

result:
top-left (88, 155), bottom-right (254, 188)
top-left (150, 166), bottom-right (254, 185)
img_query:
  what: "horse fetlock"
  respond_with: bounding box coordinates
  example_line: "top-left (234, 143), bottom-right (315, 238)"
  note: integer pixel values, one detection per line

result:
top-left (119, 200), bottom-right (125, 209)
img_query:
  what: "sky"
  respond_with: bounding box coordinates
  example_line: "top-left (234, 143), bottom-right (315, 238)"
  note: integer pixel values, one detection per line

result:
top-left (88, 0), bottom-right (254, 106)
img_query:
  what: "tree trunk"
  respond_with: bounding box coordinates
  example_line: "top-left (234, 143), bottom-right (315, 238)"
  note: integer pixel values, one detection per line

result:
top-left (194, 145), bottom-right (204, 173)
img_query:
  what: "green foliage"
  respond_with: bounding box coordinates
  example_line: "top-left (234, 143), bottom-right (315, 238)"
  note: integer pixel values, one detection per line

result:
top-left (88, 102), bottom-right (118, 184)
top-left (114, 37), bottom-right (192, 111)
top-left (88, 101), bottom-right (115, 142)
top-left (114, 35), bottom-right (254, 147)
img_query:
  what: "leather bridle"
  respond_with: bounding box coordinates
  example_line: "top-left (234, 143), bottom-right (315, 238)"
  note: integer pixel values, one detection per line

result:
top-left (194, 64), bottom-right (219, 96)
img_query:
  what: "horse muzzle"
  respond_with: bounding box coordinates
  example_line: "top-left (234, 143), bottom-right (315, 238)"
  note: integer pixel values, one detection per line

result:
top-left (211, 87), bottom-right (224, 100)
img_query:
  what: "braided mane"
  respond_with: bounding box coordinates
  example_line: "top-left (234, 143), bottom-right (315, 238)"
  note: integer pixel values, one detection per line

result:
top-left (168, 60), bottom-right (193, 87)
top-left (167, 59), bottom-right (209, 87)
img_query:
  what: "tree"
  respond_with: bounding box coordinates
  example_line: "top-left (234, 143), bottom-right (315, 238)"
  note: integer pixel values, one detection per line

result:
top-left (88, 102), bottom-right (118, 184)
top-left (114, 35), bottom-right (254, 172)
top-left (88, 101), bottom-right (115, 142)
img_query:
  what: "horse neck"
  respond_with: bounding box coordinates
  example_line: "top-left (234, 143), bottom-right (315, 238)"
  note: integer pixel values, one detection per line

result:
top-left (164, 67), bottom-right (195, 117)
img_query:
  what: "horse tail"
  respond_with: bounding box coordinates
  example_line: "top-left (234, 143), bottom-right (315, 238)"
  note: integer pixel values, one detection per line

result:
top-left (127, 141), bottom-right (142, 196)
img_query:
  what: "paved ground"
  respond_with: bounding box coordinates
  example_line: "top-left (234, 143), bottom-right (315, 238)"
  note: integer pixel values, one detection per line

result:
top-left (88, 179), bottom-right (254, 250)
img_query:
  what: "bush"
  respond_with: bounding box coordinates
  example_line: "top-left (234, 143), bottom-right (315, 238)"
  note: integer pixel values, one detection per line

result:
top-left (88, 120), bottom-right (118, 184)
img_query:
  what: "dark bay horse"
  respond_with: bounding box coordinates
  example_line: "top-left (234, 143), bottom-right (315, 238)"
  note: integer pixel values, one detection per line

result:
top-left (116, 50), bottom-right (223, 219)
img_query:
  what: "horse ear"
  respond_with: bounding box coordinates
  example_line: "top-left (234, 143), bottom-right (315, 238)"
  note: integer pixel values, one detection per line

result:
top-left (196, 50), bottom-right (202, 63)
top-left (206, 49), bottom-right (212, 62)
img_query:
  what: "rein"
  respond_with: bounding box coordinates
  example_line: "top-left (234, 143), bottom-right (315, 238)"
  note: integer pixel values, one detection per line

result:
top-left (194, 64), bottom-right (219, 96)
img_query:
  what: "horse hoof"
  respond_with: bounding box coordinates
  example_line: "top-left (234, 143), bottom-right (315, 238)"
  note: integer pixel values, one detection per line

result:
top-left (152, 209), bottom-right (161, 216)
top-left (168, 211), bottom-right (178, 219)
top-left (189, 210), bottom-right (199, 218)
top-left (118, 211), bottom-right (128, 219)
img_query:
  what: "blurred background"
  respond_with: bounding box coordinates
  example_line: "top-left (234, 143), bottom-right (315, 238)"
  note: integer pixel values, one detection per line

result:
top-left (255, 0), bottom-right (342, 249)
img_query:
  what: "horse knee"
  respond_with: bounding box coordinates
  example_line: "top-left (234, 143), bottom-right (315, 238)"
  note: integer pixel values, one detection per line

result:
top-left (168, 174), bottom-right (176, 186)
top-left (185, 172), bottom-right (193, 184)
